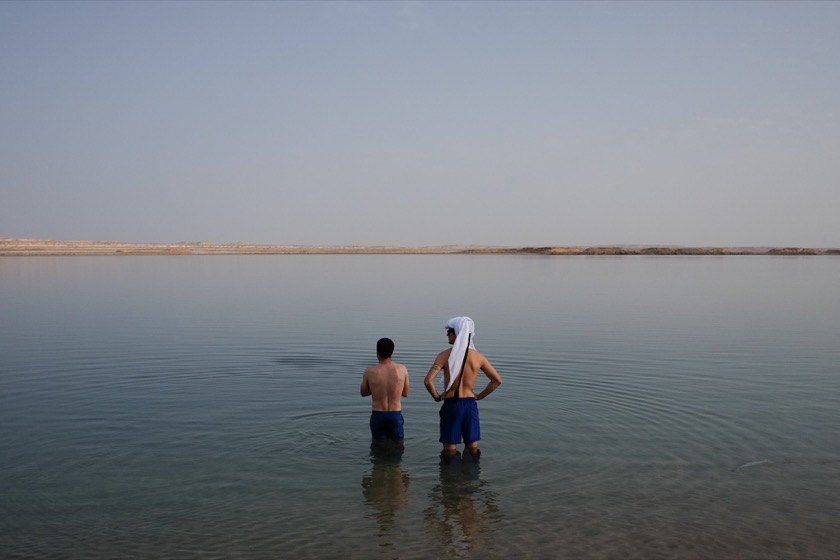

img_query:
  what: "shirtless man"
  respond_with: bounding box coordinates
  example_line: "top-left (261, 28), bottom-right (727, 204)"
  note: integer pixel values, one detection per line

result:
top-left (424, 317), bottom-right (502, 460)
top-left (361, 338), bottom-right (410, 449)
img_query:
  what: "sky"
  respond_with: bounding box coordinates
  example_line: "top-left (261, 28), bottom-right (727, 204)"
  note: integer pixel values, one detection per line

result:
top-left (1, 1), bottom-right (838, 247)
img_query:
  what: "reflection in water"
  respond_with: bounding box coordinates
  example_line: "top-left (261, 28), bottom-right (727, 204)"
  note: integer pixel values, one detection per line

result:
top-left (425, 451), bottom-right (502, 558)
top-left (360, 444), bottom-right (410, 552)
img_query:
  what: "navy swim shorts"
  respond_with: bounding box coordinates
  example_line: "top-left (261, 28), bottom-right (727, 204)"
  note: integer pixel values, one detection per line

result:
top-left (369, 410), bottom-right (405, 441)
top-left (439, 397), bottom-right (480, 445)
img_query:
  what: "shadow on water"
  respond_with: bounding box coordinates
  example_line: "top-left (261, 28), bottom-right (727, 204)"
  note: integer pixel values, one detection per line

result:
top-left (424, 451), bottom-right (502, 558)
top-left (360, 443), bottom-right (411, 553)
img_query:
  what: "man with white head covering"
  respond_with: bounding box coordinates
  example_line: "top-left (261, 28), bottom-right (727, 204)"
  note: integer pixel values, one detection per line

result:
top-left (424, 316), bottom-right (503, 461)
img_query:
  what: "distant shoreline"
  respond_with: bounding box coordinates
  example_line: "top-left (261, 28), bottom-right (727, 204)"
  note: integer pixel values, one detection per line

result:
top-left (2, 238), bottom-right (839, 256)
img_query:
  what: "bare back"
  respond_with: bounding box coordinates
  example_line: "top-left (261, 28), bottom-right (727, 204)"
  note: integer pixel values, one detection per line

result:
top-left (434, 348), bottom-right (502, 400)
top-left (361, 360), bottom-right (409, 411)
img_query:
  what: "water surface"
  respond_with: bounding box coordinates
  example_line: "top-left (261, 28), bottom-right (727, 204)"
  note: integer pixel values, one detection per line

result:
top-left (1, 255), bottom-right (839, 558)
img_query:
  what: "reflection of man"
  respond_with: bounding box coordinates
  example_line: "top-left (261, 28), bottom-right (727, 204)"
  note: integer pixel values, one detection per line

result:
top-left (361, 454), bottom-right (411, 535)
top-left (361, 338), bottom-right (410, 449)
top-left (424, 450), bottom-right (500, 557)
top-left (424, 317), bottom-right (502, 460)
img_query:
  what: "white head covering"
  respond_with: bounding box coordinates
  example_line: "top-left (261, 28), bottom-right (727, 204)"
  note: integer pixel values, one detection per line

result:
top-left (445, 316), bottom-right (476, 391)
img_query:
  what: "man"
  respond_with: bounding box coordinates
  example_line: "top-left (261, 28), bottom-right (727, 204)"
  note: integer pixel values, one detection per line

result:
top-left (424, 316), bottom-right (502, 461)
top-left (361, 337), bottom-right (410, 449)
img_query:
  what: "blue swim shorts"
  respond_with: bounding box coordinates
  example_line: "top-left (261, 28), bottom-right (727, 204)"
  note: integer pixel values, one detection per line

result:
top-left (369, 411), bottom-right (405, 441)
top-left (439, 397), bottom-right (480, 445)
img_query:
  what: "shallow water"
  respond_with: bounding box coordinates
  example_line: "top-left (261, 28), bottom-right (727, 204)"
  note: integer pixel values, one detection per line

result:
top-left (1, 255), bottom-right (839, 559)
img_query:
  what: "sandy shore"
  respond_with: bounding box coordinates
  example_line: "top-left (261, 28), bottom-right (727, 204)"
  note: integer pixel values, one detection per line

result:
top-left (2, 238), bottom-right (838, 256)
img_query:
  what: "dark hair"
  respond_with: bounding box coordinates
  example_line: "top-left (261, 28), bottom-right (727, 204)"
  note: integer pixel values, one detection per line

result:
top-left (376, 337), bottom-right (395, 359)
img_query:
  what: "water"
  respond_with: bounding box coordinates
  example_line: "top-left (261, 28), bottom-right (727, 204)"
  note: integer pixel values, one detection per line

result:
top-left (1, 255), bottom-right (839, 559)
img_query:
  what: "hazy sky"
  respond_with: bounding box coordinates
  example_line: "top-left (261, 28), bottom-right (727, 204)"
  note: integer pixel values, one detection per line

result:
top-left (2, 1), bottom-right (838, 247)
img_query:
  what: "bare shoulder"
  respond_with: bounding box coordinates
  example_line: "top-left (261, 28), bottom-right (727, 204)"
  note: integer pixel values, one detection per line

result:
top-left (363, 363), bottom-right (381, 377)
top-left (469, 349), bottom-right (489, 362)
top-left (473, 350), bottom-right (498, 371)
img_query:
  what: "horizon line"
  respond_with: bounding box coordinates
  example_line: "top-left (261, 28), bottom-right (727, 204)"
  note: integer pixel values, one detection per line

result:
top-left (2, 238), bottom-right (838, 257)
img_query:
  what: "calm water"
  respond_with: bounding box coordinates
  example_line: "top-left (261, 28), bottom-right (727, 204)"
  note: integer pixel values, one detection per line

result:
top-left (1, 255), bottom-right (839, 559)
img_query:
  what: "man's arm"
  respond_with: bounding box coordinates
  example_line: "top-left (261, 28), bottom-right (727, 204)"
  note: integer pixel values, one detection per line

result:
top-left (401, 366), bottom-right (410, 397)
top-left (475, 357), bottom-right (502, 401)
top-left (424, 356), bottom-right (445, 401)
top-left (360, 369), bottom-right (371, 397)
